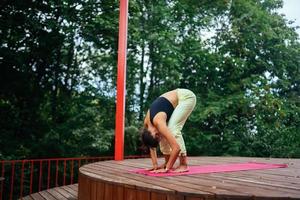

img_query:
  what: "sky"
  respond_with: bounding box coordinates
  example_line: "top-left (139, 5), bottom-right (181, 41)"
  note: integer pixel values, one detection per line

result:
top-left (279, 0), bottom-right (300, 36)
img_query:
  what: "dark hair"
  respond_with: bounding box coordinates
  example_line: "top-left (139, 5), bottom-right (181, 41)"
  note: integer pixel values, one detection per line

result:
top-left (140, 128), bottom-right (159, 148)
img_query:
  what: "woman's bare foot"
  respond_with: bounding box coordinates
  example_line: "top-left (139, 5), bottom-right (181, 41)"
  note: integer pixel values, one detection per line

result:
top-left (173, 165), bottom-right (189, 173)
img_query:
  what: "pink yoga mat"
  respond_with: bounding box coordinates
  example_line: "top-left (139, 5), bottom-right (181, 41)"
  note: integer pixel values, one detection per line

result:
top-left (130, 162), bottom-right (287, 177)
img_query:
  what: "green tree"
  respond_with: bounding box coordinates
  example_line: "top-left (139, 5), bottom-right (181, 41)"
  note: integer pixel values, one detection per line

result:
top-left (0, 0), bottom-right (299, 160)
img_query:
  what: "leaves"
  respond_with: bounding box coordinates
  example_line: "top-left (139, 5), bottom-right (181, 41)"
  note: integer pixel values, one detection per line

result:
top-left (0, 0), bottom-right (299, 159)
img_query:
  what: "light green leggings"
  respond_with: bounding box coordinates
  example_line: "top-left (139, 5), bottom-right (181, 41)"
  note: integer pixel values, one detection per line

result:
top-left (159, 88), bottom-right (196, 156)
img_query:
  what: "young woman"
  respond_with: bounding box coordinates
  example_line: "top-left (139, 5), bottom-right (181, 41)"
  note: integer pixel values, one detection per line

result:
top-left (141, 88), bottom-right (196, 173)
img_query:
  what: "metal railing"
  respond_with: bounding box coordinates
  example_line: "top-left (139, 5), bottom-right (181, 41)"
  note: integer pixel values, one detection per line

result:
top-left (0, 155), bottom-right (146, 200)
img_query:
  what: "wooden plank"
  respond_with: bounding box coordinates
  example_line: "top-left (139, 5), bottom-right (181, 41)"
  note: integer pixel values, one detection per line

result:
top-left (53, 187), bottom-right (76, 199)
top-left (183, 174), bottom-right (300, 198)
top-left (194, 157), bottom-right (300, 172)
top-left (96, 181), bottom-right (104, 200)
top-left (104, 183), bottom-right (113, 200)
top-left (90, 180), bottom-right (97, 200)
top-left (46, 188), bottom-right (67, 200)
top-left (136, 190), bottom-right (150, 200)
top-left (208, 173), bottom-right (300, 190)
top-left (113, 185), bottom-right (124, 200)
top-left (68, 184), bottom-right (78, 192)
top-left (150, 192), bottom-right (167, 200)
top-left (166, 193), bottom-right (185, 200)
top-left (62, 185), bottom-right (78, 197)
top-left (78, 175), bottom-right (90, 200)
top-left (165, 176), bottom-right (251, 199)
top-left (185, 197), bottom-right (204, 200)
top-left (29, 193), bottom-right (46, 200)
top-left (201, 171), bottom-right (300, 191)
top-left (212, 170), bottom-right (300, 186)
top-left (22, 185), bottom-right (78, 200)
top-left (22, 195), bottom-right (34, 200)
top-left (124, 187), bottom-right (136, 200)
top-left (38, 190), bottom-right (57, 200)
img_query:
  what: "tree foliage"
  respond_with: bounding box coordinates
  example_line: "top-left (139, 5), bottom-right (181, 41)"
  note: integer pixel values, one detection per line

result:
top-left (0, 0), bottom-right (299, 159)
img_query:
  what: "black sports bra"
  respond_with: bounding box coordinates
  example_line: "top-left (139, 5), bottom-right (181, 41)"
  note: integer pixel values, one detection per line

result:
top-left (149, 97), bottom-right (174, 125)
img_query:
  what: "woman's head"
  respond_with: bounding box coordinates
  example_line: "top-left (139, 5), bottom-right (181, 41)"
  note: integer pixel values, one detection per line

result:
top-left (140, 128), bottom-right (159, 148)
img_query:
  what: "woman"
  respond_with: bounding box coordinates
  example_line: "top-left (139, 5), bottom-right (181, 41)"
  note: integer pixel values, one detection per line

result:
top-left (141, 88), bottom-right (196, 173)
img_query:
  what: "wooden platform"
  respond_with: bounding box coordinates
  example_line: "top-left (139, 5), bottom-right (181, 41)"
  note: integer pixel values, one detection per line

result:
top-left (22, 184), bottom-right (78, 200)
top-left (78, 157), bottom-right (300, 200)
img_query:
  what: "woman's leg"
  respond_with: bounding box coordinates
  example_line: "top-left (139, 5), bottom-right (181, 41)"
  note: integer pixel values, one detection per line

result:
top-left (180, 155), bottom-right (187, 165)
top-left (168, 89), bottom-right (196, 172)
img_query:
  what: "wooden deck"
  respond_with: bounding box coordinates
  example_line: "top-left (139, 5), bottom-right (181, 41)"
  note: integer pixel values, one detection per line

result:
top-left (24, 156), bottom-right (300, 200)
top-left (22, 184), bottom-right (78, 200)
top-left (78, 157), bottom-right (300, 200)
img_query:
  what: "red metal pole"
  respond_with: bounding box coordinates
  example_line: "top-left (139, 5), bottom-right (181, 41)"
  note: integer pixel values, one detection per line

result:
top-left (47, 160), bottom-right (51, 189)
top-left (1, 161), bottom-right (5, 200)
top-left (9, 162), bottom-right (15, 200)
top-left (63, 160), bottom-right (66, 186)
top-left (70, 160), bottom-right (74, 185)
top-left (114, 0), bottom-right (129, 161)
top-left (55, 160), bottom-right (59, 187)
top-left (38, 160), bottom-right (42, 191)
top-left (20, 161), bottom-right (25, 198)
top-left (30, 161), bottom-right (34, 194)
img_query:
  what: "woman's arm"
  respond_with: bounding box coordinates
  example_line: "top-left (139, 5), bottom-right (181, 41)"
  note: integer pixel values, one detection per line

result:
top-left (144, 110), bottom-right (150, 127)
top-left (149, 147), bottom-right (158, 170)
top-left (155, 119), bottom-right (180, 172)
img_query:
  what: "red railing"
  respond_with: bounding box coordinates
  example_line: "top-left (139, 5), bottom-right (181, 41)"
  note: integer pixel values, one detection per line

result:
top-left (0, 155), bottom-right (146, 200)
